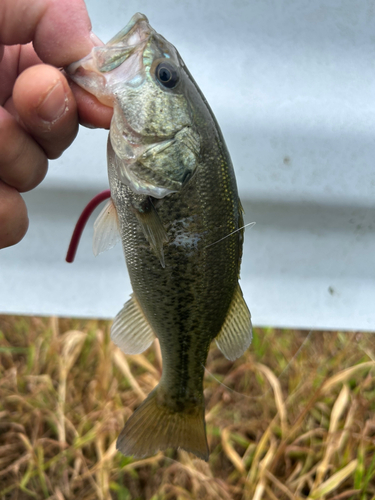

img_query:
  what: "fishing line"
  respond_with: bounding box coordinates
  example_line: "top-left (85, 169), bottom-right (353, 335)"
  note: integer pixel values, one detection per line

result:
top-left (204, 222), bottom-right (256, 249)
top-left (203, 362), bottom-right (283, 403)
top-left (226, 204), bottom-right (373, 399)
top-left (273, 329), bottom-right (314, 386)
top-left (263, 206), bottom-right (373, 393)
top-left (203, 329), bottom-right (315, 403)
top-left (203, 364), bottom-right (256, 401)
top-left (161, 455), bottom-right (232, 498)
top-left (205, 201), bottom-right (371, 404)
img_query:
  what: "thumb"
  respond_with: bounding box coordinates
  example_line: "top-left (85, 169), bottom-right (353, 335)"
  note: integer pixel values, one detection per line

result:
top-left (13, 64), bottom-right (79, 160)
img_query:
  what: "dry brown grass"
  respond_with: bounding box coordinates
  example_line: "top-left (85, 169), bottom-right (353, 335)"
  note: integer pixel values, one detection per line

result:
top-left (0, 316), bottom-right (374, 500)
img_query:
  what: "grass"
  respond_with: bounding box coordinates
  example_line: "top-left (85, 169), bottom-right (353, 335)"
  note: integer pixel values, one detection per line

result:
top-left (0, 315), bottom-right (374, 500)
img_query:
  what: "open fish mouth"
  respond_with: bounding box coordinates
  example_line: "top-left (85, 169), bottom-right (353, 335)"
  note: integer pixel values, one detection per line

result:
top-left (66, 13), bottom-right (154, 106)
top-left (66, 13), bottom-right (180, 143)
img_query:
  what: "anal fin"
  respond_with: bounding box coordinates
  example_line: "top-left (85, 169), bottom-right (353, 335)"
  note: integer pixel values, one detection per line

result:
top-left (111, 294), bottom-right (155, 354)
top-left (215, 285), bottom-right (252, 361)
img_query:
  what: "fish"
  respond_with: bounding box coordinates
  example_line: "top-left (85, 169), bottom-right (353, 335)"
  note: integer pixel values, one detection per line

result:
top-left (66, 12), bottom-right (252, 461)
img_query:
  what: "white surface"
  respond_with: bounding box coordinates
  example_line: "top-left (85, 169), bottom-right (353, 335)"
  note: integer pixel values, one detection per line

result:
top-left (1, 0), bottom-right (374, 330)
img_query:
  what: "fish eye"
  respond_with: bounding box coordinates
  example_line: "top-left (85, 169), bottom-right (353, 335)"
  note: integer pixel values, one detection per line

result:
top-left (155, 62), bottom-right (179, 89)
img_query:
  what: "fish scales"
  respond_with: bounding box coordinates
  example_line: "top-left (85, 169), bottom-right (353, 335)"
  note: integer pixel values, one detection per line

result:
top-left (67, 12), bottom-right (252, 460)
top-left (110, 149), bottom-right (238, 398)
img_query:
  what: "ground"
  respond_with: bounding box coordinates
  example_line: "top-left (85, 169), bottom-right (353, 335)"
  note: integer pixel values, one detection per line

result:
top-left (0, 315), bottom-right (374, 500)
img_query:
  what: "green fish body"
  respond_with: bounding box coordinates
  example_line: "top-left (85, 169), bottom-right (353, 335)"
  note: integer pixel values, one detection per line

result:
top-left (67, 13), bottom-right (252, 461)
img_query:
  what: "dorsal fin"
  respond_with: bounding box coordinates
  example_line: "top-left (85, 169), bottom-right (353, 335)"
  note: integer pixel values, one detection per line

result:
top-left (111, 295), bottom-right (155, 355)
top-left (215, 285), bottom-right (252, 361)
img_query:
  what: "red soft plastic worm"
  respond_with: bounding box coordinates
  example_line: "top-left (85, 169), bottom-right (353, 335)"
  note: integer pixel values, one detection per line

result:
top-left (66, 189), bottom-right (111, 263)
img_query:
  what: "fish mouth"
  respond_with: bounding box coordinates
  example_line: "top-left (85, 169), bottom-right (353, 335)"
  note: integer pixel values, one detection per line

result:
top-left (67, 13), bottom-right (197, 200)
top-left (66, 13), bottom-right (154, 106)
top-left (91, 13), bottom-right (152, 75)
top-left (106, 13), bottom-right (151, 50)
top-left (66, 13), bottom-right (180, 141)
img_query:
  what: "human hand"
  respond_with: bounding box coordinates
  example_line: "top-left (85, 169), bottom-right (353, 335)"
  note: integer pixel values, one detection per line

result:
top-left (0, 0), bottom-right (113, 249)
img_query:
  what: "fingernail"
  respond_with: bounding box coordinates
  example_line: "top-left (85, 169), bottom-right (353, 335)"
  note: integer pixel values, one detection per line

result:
top-left (90, 31), bottom-right (104, 46)
top-left (37, 81), bottom-right (67, 123)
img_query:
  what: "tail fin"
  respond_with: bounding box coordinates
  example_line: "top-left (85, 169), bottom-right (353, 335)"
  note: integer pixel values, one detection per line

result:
top-left (117, 387), bottom-right (209, 461)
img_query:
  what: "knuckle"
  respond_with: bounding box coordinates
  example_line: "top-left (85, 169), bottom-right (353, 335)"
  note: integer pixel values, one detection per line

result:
top-left (0, 186), bottom-right (29, 248)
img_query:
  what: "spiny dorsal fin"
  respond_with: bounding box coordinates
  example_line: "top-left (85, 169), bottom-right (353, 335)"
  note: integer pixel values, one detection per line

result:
top-left (215, 285), bottom-right (252, 361)
top-left (117, 386), bottom-right (209, 461)
top-left (134, 201), bottom-right (168, 268)
top-left (111, 295), bottom-right (155, 354)
top-left (93, 198), bottom-right (120, 256)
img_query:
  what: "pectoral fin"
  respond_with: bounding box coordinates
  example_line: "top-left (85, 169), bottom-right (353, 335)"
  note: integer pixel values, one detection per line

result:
top-left (93, 198), bottom-right (120, 256)
top-left (215, 285), bottom-right (252, 361)
top-left (111, 295), bottom-right (155, 354)
top-left (133, 199), bottom-right (168, 268)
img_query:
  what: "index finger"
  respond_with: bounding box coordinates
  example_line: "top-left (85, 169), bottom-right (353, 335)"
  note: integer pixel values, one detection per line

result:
top-left (0, 0), bottom-right (96, 66)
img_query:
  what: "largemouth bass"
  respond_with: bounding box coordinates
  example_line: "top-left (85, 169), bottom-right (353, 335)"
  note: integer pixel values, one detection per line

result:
top-left (67, 13), bottom-right (252, 461)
